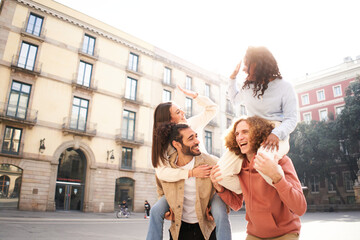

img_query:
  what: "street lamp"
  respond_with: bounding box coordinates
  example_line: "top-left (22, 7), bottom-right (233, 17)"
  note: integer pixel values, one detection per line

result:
top-left (107, 150), bottom-right (115, 162)
top-left (39, 138), bottom-right (45, 154)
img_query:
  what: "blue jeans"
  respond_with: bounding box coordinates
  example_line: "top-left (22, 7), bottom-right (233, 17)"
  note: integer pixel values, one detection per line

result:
top-left (146, 194), bottom-right (231, 240)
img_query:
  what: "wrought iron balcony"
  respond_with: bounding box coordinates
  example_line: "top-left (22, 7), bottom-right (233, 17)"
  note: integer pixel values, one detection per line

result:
top-left (207, 120), bottom-right (218, 127)
top-left (162, 79), bottom-right (176, 88)
top-left (78, 45), bottom-right (99, 60)
top-left (121, 94), bottom-right (144, 105)
top-left (126, 67), bottom-right (143, 77)
top-left (20, 23), bottom-right (46, 42)
top-left (71, 75), bottom-right (98, 92)
top-left (0, 102), bottom-right (37, 127)
top-left (115, 129), bottom-right (144, 146)
top-left (62, 117), bottom-right (97, 137)
top-left (11, 55), bottom-right (42, 76)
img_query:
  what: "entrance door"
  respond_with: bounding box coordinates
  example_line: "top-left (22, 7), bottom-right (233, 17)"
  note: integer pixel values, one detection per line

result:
top-left (55, 183), bottom-right (83, 210)
top-left (55, 148), bottom-right (86, 211)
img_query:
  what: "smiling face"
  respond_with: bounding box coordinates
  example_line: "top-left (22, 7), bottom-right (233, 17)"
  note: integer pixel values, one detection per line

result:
top-left (178, 128), bottom-right (201, 156)
top-left (234, 120), bottom-right (255, 156)
top-left (169, 103), bottom-right (186, 123)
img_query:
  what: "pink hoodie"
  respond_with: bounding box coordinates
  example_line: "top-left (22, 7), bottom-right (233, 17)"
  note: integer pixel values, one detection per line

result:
top-left (218, 155), bottom-right (307, 238)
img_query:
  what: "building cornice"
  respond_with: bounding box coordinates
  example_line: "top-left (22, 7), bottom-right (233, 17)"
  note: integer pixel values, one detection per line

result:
top-left (16, 0), bottom-right (154, 56)
top-left (16, 0), bottom-right (222, 83)
top-left (294, 61), bottom-right (360, 92)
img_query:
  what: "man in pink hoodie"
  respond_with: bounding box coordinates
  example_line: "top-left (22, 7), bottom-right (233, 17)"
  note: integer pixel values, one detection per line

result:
top-left (210, 116), bottom-right (307, 240)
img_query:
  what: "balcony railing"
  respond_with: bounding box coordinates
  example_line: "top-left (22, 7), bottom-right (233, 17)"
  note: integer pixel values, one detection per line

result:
top-left (126, 67), bottom-right (143, 77)
top-left (11, 55), bottom-right (42, 76)
top-left (62, 117), bottom-right (97, 137)
top-left (207, 120), bottom-right (218, 127)
top-left (115, 129), bottom-right (144, 146)
top-left (71, 75), bottom-right (98, 92)
top-left (121, 94), bottom-right (144, 105)
top-left (78, 45), bottom-right (99, 60)
top-left (162, 79), bottom-right (176, 88)
top-left (20, 23), bottom-right (46, 42)
top-left (226, 107), bottom-right (235, 116)
top-left (0, 102), bottom-right (37, 127)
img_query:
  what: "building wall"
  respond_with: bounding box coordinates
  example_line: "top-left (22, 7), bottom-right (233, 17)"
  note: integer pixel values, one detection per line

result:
top-left (0, 0), bottom-right (230, 212)
top-left (294, 61), bottom-right (360, 122)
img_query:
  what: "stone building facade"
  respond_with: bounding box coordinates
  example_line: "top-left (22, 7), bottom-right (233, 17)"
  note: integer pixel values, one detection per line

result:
top-left (0, 0), bottom-right (232, 212)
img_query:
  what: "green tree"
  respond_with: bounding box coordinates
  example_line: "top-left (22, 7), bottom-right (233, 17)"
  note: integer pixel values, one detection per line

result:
top-left (289, 78), bottom-right (360, 204)
top-left (289, 120), bottom-right (347, 203)
top-left (336, 78), bottom-right (360, 179)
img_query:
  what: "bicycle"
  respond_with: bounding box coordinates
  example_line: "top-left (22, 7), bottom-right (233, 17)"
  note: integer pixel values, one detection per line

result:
top-left (116, 207), bottom-right (130, 218)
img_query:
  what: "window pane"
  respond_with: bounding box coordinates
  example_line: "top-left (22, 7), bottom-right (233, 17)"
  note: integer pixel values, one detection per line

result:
top-left (77, 62), bottom-right (85, 84)
top-left (83, 63), bottom-right (92, 87)
top-left (26, 15), bottom-right (36, 34)
top-left (7, 93), bottom-right (19, 117)
top-left (162, 90), bottom-right (171, 102)
top-left (33, 16), bottom-right (43, 36)
top-left (125, 77), bottom-right (137, 100)
top-left (2, 127), bottom-right (22, 154)
top-left (18, 43), bottom-right (30, 68)
top-left (26, 45), bottom-right (37, 70)
top-left (129, 53), bottom-right (138, 71)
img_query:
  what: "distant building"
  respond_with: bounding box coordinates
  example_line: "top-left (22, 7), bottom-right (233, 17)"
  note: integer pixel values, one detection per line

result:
top-left (293, 58), bottom-right (360, 208)
top-left (294, 57), bottom-right (360, 123)
top-left (0, 0), bottom-right (231, 212)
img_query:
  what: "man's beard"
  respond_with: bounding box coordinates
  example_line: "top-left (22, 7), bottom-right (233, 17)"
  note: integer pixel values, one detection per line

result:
top-left (181, 143), bottom-right (201, 156)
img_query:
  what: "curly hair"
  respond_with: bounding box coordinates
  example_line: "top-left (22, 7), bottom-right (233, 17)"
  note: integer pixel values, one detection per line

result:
top-left (242, 46), bottom-right (282, 98)
top-left (224, 116), bottom-right (274, 158)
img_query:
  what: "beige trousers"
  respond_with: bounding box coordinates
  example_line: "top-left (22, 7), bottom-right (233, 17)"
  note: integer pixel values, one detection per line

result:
top-left (217, 121), bottom-right (289, 194)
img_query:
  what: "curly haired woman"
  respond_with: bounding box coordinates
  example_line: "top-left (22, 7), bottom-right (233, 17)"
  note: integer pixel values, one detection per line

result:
top-left (217, 46), bottom-right (298, 194)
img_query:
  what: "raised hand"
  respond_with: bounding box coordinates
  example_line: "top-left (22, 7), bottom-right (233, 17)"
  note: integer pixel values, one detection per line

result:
top-left (177, 85), bottom-right (198, 99)
top-left (192, 164), bottom-right (212, 178)
top-left (230, 61), bottom-right (242, 80)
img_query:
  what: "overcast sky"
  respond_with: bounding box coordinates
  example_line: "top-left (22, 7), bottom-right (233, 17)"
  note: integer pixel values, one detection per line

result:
top-left (55, 0), bottom-right (360, 83)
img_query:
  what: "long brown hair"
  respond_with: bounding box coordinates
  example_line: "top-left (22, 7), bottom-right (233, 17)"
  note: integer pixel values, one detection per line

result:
top-left (242, 46), bottom-right (282, 98)
top-left (154, 122), bottom-right (189, 165)
top-left (152, 102), bottom-right (172, 168)
top-left (224, 116), bottom-right (274, 158)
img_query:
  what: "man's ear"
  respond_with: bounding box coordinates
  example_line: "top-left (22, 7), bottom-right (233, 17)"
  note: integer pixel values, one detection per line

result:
top-left (172, 140), bottom-right (181, 150)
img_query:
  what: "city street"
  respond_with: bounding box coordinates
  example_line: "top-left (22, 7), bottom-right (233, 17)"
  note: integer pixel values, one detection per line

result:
top-left (0, 209), bottom-right (359, 239)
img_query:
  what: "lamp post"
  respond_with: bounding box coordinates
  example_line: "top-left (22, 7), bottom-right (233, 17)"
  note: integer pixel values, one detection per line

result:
top-left (107, 150), bottom-right (115, 162)
top-left (39, 138), bottom-right (45, 154)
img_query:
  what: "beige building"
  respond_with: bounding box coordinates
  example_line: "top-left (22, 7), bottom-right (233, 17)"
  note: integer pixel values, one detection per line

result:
top-left (0, 0), bottom-right (233, 212)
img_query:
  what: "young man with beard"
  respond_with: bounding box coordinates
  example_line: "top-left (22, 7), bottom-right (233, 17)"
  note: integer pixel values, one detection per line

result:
top-left (153, 123), bottom-right (218, 240)
top-left (210, 116), bottom-right (307, 240)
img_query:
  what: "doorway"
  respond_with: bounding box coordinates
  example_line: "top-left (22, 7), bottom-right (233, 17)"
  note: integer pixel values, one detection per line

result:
top-left (55, 148), bottom-right (86, 211)
top-left (55, 183), bottom-right (83, 210)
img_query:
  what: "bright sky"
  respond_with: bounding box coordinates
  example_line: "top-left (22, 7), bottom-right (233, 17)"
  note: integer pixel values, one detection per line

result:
top-left (55, 0), bottom-right (360, 83)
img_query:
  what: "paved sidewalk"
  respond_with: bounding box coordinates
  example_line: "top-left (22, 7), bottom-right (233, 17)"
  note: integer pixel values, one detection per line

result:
top-left (1, 209), bottom-right (360, 240)
top-left (0, 209), bottom-right (145, 220)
